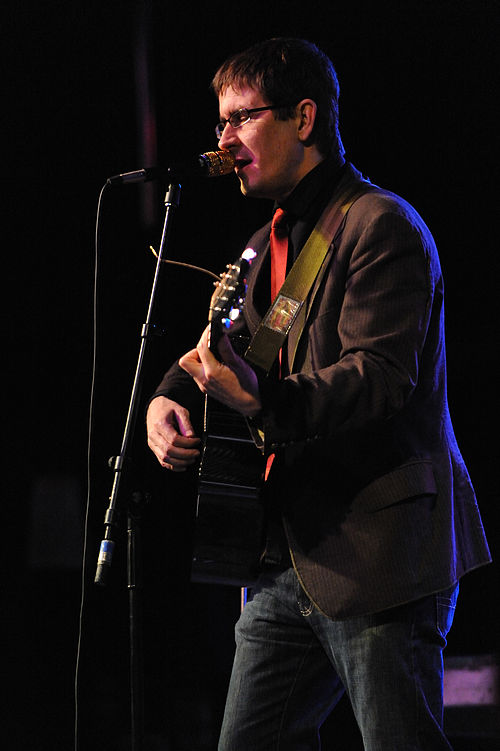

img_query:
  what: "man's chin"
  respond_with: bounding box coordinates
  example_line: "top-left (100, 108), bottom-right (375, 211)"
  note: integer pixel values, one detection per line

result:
top-left (239, 182), bottom-right (256, 199)
top-left (238, 177), bottom-right (271, 200)
top-left (237, 173), bottom-right (251, 196)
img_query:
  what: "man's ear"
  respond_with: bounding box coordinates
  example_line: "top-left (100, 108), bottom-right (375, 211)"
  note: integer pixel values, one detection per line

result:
top-left (296, 99), bottom-right (317, 143)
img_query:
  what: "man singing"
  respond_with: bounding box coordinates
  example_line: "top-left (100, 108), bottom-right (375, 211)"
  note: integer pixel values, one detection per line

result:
top-left (146, 38), bottom-right (491, 750)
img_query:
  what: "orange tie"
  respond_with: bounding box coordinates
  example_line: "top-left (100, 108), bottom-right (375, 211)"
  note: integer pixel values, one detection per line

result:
top-left (265, 208), bottom-right (289, 481)
top-left (270, 207), bottom-right (288, 301)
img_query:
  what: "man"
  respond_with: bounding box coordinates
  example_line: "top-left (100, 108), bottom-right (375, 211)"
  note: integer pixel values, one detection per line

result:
top-left (147, 38), bottom-right (491, 750)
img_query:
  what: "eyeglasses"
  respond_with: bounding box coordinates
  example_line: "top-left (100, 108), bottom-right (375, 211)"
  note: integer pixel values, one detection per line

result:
top-left (215, 105), bottom-right (296, 140)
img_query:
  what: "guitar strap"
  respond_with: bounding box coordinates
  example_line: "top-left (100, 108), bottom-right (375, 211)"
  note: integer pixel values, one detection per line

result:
top-left (245, 180), bottom-right (372, 374)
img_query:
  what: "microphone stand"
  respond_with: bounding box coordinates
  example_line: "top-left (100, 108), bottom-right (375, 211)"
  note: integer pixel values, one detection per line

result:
top-left (94, 180), bottom-right (182, 751)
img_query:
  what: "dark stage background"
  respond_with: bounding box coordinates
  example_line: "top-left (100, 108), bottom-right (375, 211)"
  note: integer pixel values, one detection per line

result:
top-left (5, 1), bottom-right (499, 749)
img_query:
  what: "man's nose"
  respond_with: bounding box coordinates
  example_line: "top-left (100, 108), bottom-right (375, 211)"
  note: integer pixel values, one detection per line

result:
top-left (218, 123), bottom-right (238, 150)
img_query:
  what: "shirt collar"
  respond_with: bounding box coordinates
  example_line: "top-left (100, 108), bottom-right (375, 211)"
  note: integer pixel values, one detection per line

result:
top-left (276, 153), bottom-right (346, 222)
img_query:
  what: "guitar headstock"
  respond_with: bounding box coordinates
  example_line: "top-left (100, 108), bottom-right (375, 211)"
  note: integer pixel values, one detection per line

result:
top-left (208, 247), bottom-right (256, 350)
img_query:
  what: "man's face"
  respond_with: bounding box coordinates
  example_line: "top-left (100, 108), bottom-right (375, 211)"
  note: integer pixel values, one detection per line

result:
top-left (217, 84), bottom-right (306, 201)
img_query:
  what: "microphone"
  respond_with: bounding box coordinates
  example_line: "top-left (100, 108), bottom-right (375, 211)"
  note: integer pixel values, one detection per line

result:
top-left (107, 150), bottom-right (235, 185)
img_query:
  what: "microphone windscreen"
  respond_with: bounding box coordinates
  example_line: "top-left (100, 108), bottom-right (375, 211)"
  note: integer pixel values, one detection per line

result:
top-left (200, 150), bottom-right (235, 177)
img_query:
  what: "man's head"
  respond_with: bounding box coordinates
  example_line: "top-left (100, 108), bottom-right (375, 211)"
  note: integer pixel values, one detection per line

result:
top-left (212, 38), bottom-right (344, 162)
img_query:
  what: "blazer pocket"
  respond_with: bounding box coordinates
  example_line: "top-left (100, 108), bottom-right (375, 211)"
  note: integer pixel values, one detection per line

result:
top-left (352, 460), bottom-right (437, 513)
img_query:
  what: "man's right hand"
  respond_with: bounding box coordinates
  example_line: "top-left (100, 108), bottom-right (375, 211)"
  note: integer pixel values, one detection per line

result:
top-left (146, 396), bottom-right (201, 471)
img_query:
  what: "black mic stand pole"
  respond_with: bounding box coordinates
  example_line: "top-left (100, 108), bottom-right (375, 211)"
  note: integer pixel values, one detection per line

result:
top-left (94, 180), bottom-right (182, 751)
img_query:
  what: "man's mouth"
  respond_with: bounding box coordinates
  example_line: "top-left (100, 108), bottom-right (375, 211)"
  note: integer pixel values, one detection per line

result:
top-left (235, 157), bottom-right (252, 172)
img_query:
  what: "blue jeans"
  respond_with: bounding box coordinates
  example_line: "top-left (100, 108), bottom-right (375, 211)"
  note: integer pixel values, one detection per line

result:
top-left (219, 566), bottom-right (458, 750)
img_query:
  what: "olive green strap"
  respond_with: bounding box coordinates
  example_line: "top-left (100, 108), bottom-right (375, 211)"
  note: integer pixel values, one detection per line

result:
top-left (245, 185), bottom-right (367, 373)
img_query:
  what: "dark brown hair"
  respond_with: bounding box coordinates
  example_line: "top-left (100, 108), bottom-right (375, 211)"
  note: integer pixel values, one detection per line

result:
top-left (212, 38), bottom-right (344, 158)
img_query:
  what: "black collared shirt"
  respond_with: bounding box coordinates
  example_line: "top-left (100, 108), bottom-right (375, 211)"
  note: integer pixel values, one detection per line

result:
top-left (276, 154), bottom-right (347, 266)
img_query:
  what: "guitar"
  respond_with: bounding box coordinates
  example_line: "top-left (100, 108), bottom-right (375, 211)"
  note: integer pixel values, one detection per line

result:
top-left (191, 248), bottom-right (267, 587)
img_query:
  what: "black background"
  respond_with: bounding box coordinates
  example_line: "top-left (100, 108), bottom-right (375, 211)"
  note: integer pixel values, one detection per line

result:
top-left (5, 1), bottom-right (499, 749)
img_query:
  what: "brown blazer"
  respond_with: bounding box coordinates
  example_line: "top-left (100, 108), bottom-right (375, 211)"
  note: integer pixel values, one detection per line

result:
top-left (154, 162), bottom-right (491, 619)
top-left (241, 163), bottom-right (491, 618)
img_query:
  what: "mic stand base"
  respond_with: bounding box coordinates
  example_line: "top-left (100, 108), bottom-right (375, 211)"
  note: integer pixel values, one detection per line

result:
top-left (128, 496), bottom-right (145, 751)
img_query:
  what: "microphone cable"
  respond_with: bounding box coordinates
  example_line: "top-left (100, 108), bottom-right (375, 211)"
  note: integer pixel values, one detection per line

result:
top-left (73, 179), bottom-right (107, 751)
